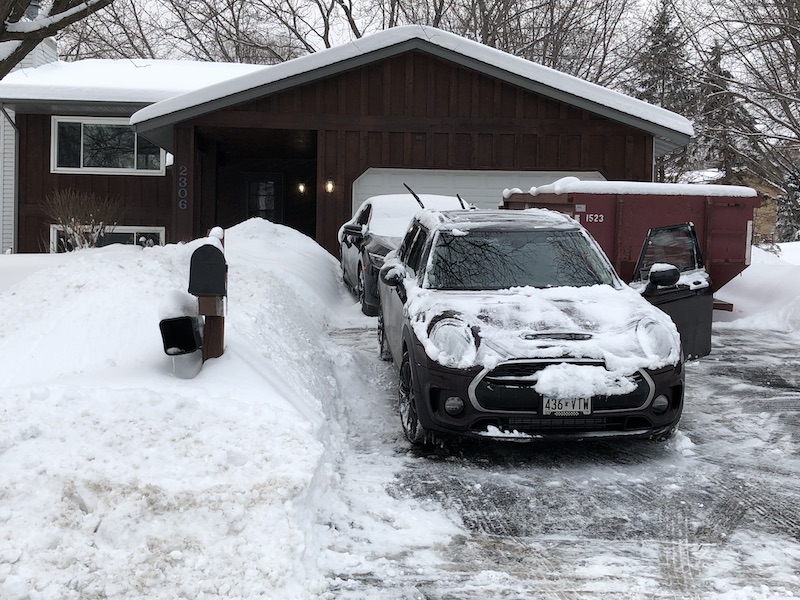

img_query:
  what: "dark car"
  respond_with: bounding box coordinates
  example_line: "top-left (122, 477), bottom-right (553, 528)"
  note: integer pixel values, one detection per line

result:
top-left (338, 193), bottom-right (466, 316)
top-left (377, 209), bottom-right (685, 445)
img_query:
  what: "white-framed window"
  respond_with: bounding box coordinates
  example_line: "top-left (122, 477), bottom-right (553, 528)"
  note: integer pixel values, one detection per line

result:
top-left (51, 116), bottom-right (166, 176)
top-left (49, 224), bottom-right (165, 253)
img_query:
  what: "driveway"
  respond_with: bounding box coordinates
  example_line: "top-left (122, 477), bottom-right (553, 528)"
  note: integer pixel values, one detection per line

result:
top-left (325, 325), bottom-right (800, 599)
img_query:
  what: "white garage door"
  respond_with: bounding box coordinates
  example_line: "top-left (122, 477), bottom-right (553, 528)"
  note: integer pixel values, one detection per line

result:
top-left (351, 168), bottom-right (606, 214)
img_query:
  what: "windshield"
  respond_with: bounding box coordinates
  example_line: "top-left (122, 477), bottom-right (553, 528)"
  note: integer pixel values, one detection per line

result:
top-left (425, 229), bottom-right (616, 290)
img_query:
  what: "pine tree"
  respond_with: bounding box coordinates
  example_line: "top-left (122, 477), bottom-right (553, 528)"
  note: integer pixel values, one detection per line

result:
top-left (775, 171), bottom-right (800, 242)
top-left (627, 0), bottom-right (697, 181)
top-left (691, 41), bottom-right (764, 181)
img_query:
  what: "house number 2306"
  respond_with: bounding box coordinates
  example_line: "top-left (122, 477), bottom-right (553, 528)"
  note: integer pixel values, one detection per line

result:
top-left (177, 165), bottom-right (189, 210)
top-left (585, 213), bottom-right (604, 223)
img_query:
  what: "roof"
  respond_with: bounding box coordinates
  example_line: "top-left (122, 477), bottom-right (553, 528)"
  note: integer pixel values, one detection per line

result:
top-left (0, 59), bottom-right (265, 116)
top-left (130, 25), bottom-right (694, 156)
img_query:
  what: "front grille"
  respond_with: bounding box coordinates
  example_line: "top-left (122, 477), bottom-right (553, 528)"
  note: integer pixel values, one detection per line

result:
top-left (471, 415), bottom-right (652, 434)
top-left (471, 360), bottom-right (652, 413)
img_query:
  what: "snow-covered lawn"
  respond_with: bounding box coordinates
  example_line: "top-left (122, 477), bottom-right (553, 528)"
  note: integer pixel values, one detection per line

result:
top-left (0, 219), bottom-right (798, 599)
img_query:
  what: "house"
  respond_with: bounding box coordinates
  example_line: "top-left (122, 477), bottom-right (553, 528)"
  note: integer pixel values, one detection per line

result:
top-left (1, 25), bottom-right (694, 254)
top-left (0, 57), bottom-right (264, 252)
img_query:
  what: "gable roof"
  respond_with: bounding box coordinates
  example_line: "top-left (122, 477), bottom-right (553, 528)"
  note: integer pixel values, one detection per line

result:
top-left (0, 59), bottom-right (265, 116)
top-left (130, 25), bottom-right (694, 156)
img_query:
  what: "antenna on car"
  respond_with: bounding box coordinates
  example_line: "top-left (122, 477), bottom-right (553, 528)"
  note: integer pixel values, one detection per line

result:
top-left (403, 183), bottom-right (425, 209)
top-left (456, 193), bottom-right (467, 209)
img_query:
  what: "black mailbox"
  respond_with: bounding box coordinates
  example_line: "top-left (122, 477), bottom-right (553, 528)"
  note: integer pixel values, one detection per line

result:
top-left (188, 245), bottom-right (227, 297)
top-left (159, 316), bottom-right (202, 355)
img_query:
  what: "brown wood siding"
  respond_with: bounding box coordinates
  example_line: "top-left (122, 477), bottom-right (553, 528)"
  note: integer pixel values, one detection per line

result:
top-left (16, 114), bottom-right (174, 252)
top-left (185, 50), bottom-right (656, 254)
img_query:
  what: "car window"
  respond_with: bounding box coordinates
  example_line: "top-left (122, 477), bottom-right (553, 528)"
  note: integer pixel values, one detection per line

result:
top-left (425, 228), bottom-right (616, 290)
top-left (406, 226), bottom-right (431, 274)
top-left (633, 225), bottom-right (702, 281)
top-left (398, 222), bottom-right (421, 262)
top-left (356, 204), bottom-right (372, 226)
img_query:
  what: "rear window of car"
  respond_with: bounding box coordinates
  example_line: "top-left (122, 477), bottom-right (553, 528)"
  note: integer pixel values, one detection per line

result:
top-left (425, 228), bottom-right (616, 290)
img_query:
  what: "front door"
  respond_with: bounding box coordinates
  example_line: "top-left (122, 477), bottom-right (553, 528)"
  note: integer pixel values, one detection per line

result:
top-left (632, 223), bottom-right (713, 359)
top-left (243, 172), bottom-right (283, 223)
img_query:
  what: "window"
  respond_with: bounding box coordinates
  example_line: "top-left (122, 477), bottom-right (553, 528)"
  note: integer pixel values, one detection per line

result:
top-left (49, 224), bottom-right (165, 253)
top-left (51, 117), bottom-right (165, 175)
top-left (426, 229), bottom-right (616, 290)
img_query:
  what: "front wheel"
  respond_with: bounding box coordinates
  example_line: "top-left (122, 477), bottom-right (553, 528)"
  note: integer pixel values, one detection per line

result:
top-left (399, 350), bottom-right (428, 445)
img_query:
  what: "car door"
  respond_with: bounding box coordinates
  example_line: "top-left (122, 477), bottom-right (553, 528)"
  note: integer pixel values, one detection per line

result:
top-left (631, 223), bottom-right (712, 359)
top-left (382, 222), bottom-right (429, 363)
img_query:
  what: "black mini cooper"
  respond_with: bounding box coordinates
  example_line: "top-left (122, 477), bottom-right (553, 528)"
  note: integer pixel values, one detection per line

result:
top-left (377, 209), bottom-right (685, 445)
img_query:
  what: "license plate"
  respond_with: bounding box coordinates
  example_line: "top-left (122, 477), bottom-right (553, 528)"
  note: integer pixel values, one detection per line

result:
top-left (542, 397), bottom-right (591, 415)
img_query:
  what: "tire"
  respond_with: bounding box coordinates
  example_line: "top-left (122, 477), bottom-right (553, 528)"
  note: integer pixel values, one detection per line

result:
top-left (399, 349), bottom-right (429, 445)
top-left (377, 308), bottom-right (392, 361)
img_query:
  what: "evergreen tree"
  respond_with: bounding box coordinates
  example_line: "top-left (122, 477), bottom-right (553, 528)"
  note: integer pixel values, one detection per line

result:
top-left (775, 171), bottom-right (800, 242)
top-left (690, 41), bottom-right (764, 181)
top-left (627, 0), bottom-right (697, 181)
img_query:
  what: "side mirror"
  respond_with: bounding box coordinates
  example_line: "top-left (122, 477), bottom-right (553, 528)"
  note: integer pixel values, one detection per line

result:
top-left (649, 264), bottom-right (681, 287)
top-left (342, 223), bottom-right (365, 238)
top-left (379, 262), bottom-right (405, 287)
top-left (643, 263), bottom-right (680, 295)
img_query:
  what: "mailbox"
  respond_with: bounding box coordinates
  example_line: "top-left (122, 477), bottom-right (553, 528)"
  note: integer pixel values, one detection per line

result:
top-left (188, 245), bottom-right (227, 297)
top-left (159, 316), bottom-right (202, 355)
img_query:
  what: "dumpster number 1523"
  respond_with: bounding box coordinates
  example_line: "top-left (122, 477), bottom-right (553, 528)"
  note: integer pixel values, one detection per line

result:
top-left (585, 213), bottom-right (604, 223)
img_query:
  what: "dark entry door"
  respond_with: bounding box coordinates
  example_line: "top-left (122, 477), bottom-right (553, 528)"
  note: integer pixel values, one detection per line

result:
top-left (243, 173), bottom-right (283, 223)
top-left (632, 223), bottom-right (713, 360)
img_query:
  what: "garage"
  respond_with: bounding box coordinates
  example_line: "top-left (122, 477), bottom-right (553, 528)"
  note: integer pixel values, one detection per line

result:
top-left (351, 168), bottom-right (606, 212)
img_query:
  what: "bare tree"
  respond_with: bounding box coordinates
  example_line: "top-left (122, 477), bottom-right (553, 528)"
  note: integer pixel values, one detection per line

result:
top-left (1, 0), bottom-right (116, 77)
top-left (59, 0), bottom-right (165, 59)
top-left (700, 0), bottom-right (800, 176)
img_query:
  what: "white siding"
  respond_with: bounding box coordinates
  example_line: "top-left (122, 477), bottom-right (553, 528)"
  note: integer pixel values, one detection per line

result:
top-left (351, 168), bottom-right (607, 215)
top-left (0, 108), bottom-right (14, 253)
top-left (17, 37), bottom-right (57, 69)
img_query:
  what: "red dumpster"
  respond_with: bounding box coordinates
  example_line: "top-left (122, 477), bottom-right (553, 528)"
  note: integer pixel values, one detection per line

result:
top-left (501, 177), bottom-right (760, 358)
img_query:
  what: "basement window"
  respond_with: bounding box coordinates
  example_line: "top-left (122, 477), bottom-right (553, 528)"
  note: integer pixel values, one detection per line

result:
top-left (49, 224), bottom-right (165, 253)
top-left (51, 116), bottom-right (165, 175)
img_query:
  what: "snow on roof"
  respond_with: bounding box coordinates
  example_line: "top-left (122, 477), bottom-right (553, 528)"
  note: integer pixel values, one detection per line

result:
top-left (130, 25), bottom-right (694, 140)
top-left (525, 177), bottom-right (757, 197)
top-left (0, 59), bottom-right (267, 104)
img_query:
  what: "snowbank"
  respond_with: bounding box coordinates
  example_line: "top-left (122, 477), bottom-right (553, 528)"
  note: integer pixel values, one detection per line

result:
top-left (0, 219), bottom-right (350, 599)
top-left (714, 243), bottom-right (800, 331)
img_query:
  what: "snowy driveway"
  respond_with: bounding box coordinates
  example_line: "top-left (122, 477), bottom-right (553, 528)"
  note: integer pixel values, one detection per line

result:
top-left (325, 325), bottom-right (800, 599)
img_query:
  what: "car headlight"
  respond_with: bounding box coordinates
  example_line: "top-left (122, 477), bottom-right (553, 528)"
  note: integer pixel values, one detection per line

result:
top-left (636, 318), bottom-right (677, 362)
top-left (429, 317), bottom-right (477, 363)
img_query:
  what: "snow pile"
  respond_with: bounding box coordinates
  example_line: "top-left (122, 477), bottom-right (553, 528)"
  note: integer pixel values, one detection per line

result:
top-left (0, 219), bottom-right (350, 599)
top-left (714, 243), bottom-right (800, 331)
top-left (527, 176), bottom-right (756, 197)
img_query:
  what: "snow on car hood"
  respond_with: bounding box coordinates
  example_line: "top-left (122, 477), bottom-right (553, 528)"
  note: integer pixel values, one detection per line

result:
top-left (406, 283), bottom-right (681, 398)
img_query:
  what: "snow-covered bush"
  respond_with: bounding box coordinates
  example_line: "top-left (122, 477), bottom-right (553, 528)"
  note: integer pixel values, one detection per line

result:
top-left (43, 188), bottom-right (126, 251)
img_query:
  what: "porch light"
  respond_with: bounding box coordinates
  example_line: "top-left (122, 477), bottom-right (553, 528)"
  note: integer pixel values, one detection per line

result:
top-left (297, 182), bottom-right (307, 194)
top-left (324, 178), bottom-right (335, 194)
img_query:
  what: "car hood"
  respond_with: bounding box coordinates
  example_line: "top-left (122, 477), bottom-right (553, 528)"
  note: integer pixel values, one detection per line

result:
top-left (406, 284), bottom-right (681, 376)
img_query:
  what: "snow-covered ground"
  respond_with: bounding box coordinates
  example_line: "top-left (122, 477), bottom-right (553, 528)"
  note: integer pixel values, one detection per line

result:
top-left (0, 220), bottom-right (798, 599)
